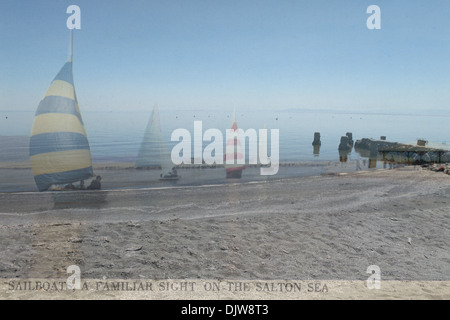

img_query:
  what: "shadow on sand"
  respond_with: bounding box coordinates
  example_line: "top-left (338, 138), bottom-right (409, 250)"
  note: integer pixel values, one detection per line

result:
top-left (52, 191), bottom-right (108, 210)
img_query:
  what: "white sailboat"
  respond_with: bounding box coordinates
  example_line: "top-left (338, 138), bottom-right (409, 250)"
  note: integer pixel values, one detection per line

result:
top-left (136, 105), bottom-right (179, 180)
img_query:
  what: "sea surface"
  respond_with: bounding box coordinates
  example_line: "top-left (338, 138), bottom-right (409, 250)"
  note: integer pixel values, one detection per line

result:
top-left (1, 108), bottom-right (450, 164)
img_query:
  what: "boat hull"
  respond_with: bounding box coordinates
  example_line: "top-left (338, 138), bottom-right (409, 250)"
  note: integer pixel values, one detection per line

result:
top-left (159, 176), bottom-right (180, 181)
top-left (226, 169), bottom-right (243, 179)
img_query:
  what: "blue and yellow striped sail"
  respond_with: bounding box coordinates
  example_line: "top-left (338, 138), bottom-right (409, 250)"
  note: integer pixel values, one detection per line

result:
top-left (30, 55), bottom-right (93, 191)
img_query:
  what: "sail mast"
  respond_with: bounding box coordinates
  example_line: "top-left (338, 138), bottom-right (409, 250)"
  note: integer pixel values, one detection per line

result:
top-left (69, 29), bottom-right (74, 62)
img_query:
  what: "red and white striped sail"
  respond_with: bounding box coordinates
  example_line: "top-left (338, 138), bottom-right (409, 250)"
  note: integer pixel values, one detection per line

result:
top-left (224, 111), bottom-right (246, 178)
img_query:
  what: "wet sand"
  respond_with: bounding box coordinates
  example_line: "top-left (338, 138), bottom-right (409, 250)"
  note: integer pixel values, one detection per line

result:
top-left (0, 166), bottom-right (449, 299)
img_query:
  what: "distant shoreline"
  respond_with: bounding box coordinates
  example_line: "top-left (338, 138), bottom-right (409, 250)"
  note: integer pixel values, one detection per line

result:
top-left (0, 159), bottom-right (336, 170)
top-left (1, 159), bottom-right (360, 193)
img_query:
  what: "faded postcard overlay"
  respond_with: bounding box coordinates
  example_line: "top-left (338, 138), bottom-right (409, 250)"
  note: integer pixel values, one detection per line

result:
top-left (1, 1), bottom-right (450, 301)
top-left (2, 278), bottom-right (450, 300)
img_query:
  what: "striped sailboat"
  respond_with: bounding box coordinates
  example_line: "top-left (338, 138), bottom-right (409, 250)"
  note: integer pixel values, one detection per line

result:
top-left (29, 32), bottom-right (94, 191)
top-left (224, 110), bottom-right (246, 178)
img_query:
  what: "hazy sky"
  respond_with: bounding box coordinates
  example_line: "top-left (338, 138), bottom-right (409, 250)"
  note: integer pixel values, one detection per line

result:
top-left (1, 0), bottom-right (450, 113)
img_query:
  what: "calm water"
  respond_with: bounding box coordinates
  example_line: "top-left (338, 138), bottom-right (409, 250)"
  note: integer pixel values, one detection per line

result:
top-left (1, 109), bottom-right (450, 163)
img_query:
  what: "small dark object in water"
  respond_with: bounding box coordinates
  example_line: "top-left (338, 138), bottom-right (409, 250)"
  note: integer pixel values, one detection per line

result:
top-left (87, 176), bottom-right (102, 190)
top-left (346, 132), bottom-right (354, 147)
top-left (338, 136), bottom-right (352, 151)
top-left (312, 132), bottom-right (321, 146)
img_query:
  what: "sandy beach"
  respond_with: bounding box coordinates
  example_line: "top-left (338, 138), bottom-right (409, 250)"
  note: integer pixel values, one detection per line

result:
top-left (0, 163), bottom-right (449, 299)
top-left (5, 0), bottom-right (450, 303)
top-left (1, 134), bottom-right (449, 299)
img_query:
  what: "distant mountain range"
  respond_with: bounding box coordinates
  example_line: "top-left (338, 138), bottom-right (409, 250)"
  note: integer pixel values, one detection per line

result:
top-left (280, 108), bottom-right (450, 117)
